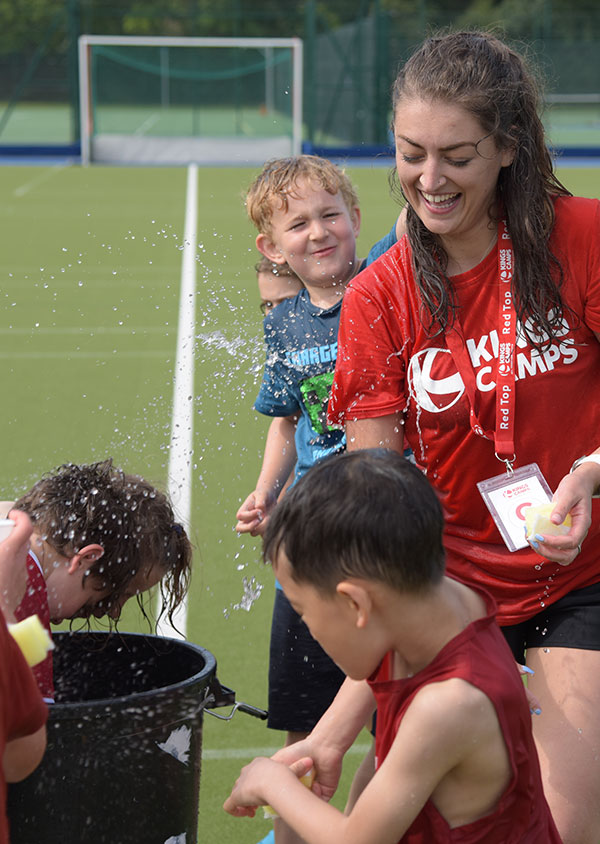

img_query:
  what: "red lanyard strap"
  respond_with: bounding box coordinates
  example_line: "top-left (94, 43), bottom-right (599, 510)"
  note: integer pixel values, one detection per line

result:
top-left (444, 220), bottom-right (516, 472)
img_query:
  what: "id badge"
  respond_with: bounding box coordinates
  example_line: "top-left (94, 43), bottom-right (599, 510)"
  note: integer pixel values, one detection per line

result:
top-left (477, 463), bottom-right (552, 552)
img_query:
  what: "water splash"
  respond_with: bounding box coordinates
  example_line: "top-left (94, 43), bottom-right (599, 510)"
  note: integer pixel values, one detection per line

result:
top-left (224, 575), bottom-right (264, 617)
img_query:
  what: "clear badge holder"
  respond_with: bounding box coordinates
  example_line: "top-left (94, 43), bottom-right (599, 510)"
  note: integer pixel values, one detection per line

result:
top-left (477, 463), bottom-right (552, 552)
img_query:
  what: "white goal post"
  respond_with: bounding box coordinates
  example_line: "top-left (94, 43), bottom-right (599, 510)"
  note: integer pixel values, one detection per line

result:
top-left (78, 35), bottom-right (303, 166)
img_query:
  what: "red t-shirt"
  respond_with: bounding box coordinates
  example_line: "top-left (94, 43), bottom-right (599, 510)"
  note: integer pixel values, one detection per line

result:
top-left (0, 610), bottom-right (47, 844)
top-left (367, 585), bottom-right (561, 843)
top-left (14, 552), bottom-right (54, 701)
top-left (331, 196), bottom-right (600, 624)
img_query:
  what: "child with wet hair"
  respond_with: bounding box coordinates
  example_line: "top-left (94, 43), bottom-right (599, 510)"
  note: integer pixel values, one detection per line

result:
top-left (225, 449), bottom-right (561, 843)
top-left (0, 458), bottom-right (192, 701)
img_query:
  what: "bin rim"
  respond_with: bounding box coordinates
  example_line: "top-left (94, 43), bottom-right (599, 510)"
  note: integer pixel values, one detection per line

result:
top-left (50, 630), bottom-right (217, 718)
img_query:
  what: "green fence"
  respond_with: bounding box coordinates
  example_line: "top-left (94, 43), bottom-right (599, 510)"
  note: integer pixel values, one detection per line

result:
top-left (0, 0), bottom-right (598, 152)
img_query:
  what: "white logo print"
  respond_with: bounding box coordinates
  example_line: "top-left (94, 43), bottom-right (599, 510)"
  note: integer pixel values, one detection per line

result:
top-left (406, 318), bottom-right (578, 416)
top-left (408, 348), bottom-right (465, 413)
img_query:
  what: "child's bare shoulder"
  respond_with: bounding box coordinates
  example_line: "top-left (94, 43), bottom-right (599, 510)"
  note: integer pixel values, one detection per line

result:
top-left (403, 677), bottom-right (501, 745)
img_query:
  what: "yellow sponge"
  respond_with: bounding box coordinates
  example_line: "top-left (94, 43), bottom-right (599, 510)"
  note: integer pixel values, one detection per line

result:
top-left (9, 615), bottom-right (54, 667)
top-left (524, 502), bottom-right (572, 541)
top-left (263, 768), bottom-right (315, 820)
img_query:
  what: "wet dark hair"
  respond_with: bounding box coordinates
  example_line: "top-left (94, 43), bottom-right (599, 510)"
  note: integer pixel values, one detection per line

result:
top-left (392, 30), bottom-right (573, 351)
top-left (15, 459), bottom-right (192, 625)
top-left (263, 449), bottom-right (445, 594)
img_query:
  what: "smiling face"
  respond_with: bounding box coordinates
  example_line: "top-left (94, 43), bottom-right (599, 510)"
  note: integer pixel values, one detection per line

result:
top-left (256, 178), bottom-right (360, 292)
top-left (394, 97), bottom-right (514, 261)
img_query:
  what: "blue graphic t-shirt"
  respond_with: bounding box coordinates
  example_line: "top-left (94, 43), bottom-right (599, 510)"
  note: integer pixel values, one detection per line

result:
top-left (366, 223), bottom-right (397, 266)
top-left (255, 287), bottom-right (346, 481)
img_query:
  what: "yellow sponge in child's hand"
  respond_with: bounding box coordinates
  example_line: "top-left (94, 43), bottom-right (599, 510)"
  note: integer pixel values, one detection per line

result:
top-left (9, 615), bottom-right (54, 666)
top-left (523, 502), bottom-right (572, 541)
top-left (263, 768), bottom-right (315, 820)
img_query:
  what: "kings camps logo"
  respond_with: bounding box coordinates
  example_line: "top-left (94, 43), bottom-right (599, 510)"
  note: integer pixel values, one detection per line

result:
top-left (407, 316), bottom-right (578, 415)
top-left (407, 348), bottom-right (465, 413)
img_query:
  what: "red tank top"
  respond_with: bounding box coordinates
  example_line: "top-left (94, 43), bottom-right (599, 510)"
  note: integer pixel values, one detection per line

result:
top-left (14, 551), bottom-right (54, 702)
top-left (367, 584), bottom-right (560, 843)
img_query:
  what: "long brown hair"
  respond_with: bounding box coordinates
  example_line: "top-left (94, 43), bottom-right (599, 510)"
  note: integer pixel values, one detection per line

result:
top-left (392, 30), bottom-right (573, 350)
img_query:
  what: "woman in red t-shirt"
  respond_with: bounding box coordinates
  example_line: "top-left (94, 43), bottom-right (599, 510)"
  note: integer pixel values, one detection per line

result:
top-left (330, 30), bottom-right (600, 843)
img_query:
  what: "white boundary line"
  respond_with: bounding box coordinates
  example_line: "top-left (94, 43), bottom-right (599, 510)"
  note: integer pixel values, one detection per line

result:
top-left (203, 743), bottom-right (372, 761)
top-left (13, 162), bottom-right (70, 197)
top-left (156, 163), bottom-right (197, 639)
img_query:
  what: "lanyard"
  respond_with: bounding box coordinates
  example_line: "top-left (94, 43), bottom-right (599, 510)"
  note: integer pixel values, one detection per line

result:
top-left (444, 220), bottom-right (517, 474)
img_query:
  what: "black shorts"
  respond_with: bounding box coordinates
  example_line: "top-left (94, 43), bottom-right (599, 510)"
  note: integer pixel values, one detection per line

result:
top-left (267, 589), bottom-right (345, 733)
top-left (502, 581), bottom-right (600, 664)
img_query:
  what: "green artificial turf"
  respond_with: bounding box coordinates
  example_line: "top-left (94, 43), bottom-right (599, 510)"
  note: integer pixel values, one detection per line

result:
top-left (0, 160), bottom-right (597, 841)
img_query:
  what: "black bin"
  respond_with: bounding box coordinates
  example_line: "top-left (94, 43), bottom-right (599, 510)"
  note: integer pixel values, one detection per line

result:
top-left (8, 631), bottom-right (219, 844)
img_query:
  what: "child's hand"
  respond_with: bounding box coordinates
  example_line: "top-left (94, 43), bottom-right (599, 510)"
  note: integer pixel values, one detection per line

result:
top-left (235, 491), bottom-right (275, 536)
top-left (272, 741), bottom-right (342, 803)
top-left (0, 510), bottom-right (33, 621)
top-left (223, 757), bottom-right (279, 817)
top-left (223, 756), bottom-right (314, 818)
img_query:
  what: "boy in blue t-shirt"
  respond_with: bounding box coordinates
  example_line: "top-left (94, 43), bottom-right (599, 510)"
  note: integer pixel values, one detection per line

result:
top-left (236, 155), bottom-right (363, 533)
top-left (236, 155), bottom-right (363, 844)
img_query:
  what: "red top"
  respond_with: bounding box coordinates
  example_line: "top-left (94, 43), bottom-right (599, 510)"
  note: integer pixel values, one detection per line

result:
top-left (14, 551), bottom-right (54, 701)
top-left (367, 585), bottom-right (561, 843)
top-left (0, 609), bottom-right (47, 844)
top-left (330, 196), bottom-right (600, 623)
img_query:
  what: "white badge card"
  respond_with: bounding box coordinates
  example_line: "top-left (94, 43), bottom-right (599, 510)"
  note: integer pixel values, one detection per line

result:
top-left (477, 463), bottom-right (553, 552)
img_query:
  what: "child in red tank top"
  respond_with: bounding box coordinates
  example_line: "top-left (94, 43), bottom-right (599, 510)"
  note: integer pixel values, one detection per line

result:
top-left (225, 450), bottom-right (560, 843)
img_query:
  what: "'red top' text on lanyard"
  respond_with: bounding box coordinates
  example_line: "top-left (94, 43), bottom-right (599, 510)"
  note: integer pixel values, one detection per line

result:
top-left (444, 219), bottom-right (517, 474)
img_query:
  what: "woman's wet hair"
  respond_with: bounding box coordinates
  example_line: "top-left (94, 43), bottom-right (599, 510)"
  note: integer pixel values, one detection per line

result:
top-left (16, 459), bottom-right (192, 626)
top-left (391, 30), bottom-right (574, 350)
top-left (263, 449), bottom-right (445, 594)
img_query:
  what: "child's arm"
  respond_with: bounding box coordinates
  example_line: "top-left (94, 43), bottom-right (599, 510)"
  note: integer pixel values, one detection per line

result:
top-left (271, 677), bottom-right (375, 801)
top-left (236, 414), bottom-right (298, 536)
top-left (225, 678), bottom-right (508, 844)
top-left (3, 724), bottom-right (46, 782)
top-left (0, 510), bottom-right (33, 622)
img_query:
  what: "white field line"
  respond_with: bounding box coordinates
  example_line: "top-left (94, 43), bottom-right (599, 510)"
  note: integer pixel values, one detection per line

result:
top-left (0, 327), bottom-right (170, 335)
top-left (156, 163), bottom-right (197, 639)
top-left (134, 112), bottom-right (161, 136)
top-left (203, 743), bottom-right (372, 761)
top-left (0, 350), bottom-right (168, 360)
top-left (13, 162), bottom-right (70, 198)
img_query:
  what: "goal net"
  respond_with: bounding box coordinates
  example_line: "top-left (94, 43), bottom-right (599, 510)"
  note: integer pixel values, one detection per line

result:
top-left (78, 35), bottom-right (303, 166)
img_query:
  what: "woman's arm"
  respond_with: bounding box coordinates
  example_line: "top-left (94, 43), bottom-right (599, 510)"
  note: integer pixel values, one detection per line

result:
top-left (346, 413), bottom-right (405, 453)
top-left (533, 330), bottom-right (600, 564)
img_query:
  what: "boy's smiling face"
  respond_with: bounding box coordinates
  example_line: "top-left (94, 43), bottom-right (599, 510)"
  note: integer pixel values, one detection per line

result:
top-left (256, 178), bottom-right (360, 293)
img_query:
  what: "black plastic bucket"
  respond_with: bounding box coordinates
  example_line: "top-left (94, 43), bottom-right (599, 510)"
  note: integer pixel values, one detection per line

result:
top-left (8, 631), bottom-right (223, 844)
